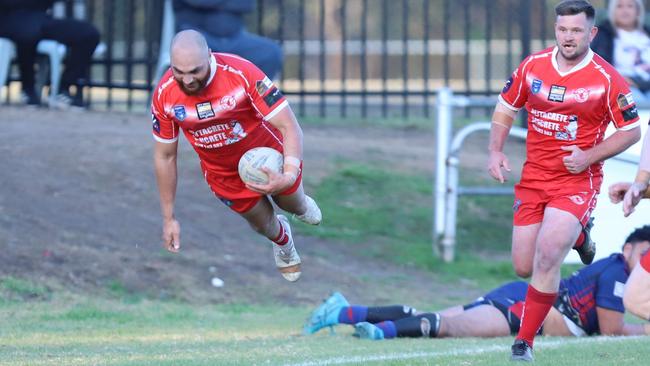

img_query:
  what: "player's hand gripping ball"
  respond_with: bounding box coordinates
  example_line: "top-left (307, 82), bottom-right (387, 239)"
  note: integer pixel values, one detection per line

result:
top-left (238, 147), bottom-right (284, 185)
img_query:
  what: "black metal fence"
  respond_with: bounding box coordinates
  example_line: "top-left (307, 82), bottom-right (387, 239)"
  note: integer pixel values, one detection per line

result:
top-left (3, 0), bottom-right (616, 117)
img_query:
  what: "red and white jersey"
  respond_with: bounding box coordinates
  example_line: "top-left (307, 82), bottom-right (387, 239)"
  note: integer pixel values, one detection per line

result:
top-left (500, 46), bottom-right (640, 191)
top-left (151, 53), bottom-right (288, 175)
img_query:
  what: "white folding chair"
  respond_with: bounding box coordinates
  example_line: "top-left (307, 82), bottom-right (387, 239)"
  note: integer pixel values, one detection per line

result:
top-left (36, 40), bottom-right (67, 98)
top-left (0, 38), bottom-right (16, 96)
top-left (0, 37), bottom-right (67, 100)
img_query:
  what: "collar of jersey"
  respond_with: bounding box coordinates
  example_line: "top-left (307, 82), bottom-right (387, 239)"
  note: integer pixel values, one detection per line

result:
top-left (206, 54), bottom-right (218, 86)
top-left (551, 46), bottom-right (594, 77)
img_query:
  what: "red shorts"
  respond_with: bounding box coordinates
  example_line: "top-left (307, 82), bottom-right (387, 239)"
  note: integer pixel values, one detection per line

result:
top-left (512, 184), bottom-right (598, 227)
top-left (200, 124), bottom-right (303, 213)
top-left (209, 171), bottom-right (302, 213)
top-left (641, 251), bottom-right (650, 273)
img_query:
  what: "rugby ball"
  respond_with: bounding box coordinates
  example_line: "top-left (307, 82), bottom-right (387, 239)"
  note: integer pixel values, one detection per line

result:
top-left (238, 147), bottom-right (283, 185)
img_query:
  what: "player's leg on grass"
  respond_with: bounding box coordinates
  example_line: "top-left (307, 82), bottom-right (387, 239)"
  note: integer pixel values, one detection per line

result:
top-left (341, 304), bottom-right (419, 324)
top-left (515, 208), bottom-right (580, 348)
top-left (624, 255), bottom-right (650, 320)
top-left (355, 306), bottom-right (510, 340)
top-left (354, 313), bottom-right (441, 340)
top-left (435, 305), bottom-right (465, 317)
top-left (273, 183), bottom-right (322, 225)
top-left (439, 305), bottom-right (511, 337)
top-left (512, 223), bottom-right (541, 278)
top-left (304, 293), bottom-right (418, 334)
top-left (240, 197), bottom-right (301, 281)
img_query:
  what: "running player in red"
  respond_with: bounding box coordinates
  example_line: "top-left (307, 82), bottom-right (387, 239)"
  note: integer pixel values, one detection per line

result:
top-left (487, 1), bottom-right (641, 361)
top-left (152, 30), bottom-right (321, 282)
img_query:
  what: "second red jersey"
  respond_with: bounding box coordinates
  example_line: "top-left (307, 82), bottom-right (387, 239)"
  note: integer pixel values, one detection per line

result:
top-left (500, 46), bottom-right (640, 191)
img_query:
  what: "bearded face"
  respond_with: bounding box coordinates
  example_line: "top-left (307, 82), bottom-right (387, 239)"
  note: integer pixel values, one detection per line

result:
top-left (554, 13), bottom-right (596, 62)
top-left (171, 58), bottom-right (211, 96)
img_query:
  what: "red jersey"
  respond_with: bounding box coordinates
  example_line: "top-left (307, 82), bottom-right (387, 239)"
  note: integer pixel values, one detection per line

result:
top-left (151, 53), bottom-right (288, 177)
top-left (500, 47), bottom-right (640, 191)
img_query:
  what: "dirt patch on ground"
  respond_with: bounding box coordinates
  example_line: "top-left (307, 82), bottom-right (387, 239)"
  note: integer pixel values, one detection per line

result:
top-left (0, 106), bottom-right (490, 307)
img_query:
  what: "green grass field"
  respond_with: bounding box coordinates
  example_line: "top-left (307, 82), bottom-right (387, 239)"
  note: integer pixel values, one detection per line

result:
top-left (1, 294), bottom-right (648, 366)
top-left (0, 134), bottom-right (638, 365)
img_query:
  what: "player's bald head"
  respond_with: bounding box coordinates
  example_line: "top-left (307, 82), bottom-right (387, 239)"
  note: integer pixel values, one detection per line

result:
top-left (170, 30), bottom-right (212, 95)
top-left (170, 30), bottom-right (210, 67)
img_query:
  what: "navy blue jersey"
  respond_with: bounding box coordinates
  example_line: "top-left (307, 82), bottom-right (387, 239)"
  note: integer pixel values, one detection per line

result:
top-left (559, 254), bottom-right (629, 335)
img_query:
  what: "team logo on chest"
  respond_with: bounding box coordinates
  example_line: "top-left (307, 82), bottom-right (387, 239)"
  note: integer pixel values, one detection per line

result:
top-left (531, 79), bottom-right (542, 94)
top-left (220, 95), bottom-right (236, 111)
top-left (173, 105), bottom-right (186, 121)
top-left (196, 101), bottom-right (215, 120)
top-left (547, 84), bottom-right (566, 102)
top-left (573, 88), bottom-right (589, 103)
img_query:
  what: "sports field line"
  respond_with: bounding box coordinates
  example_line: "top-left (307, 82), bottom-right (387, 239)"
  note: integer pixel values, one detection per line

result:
top-left (284, 335), bottom-right (643, 366)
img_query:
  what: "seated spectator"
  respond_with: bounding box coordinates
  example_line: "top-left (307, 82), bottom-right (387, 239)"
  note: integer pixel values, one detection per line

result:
top-left (592, 0), bottom-right (650, 103)
top-left (305, 226), bottom-right (650, 339)
top-left (0, 0), bottom-right (100, 107)
top-left (173, 0), bottom-right (283, 79)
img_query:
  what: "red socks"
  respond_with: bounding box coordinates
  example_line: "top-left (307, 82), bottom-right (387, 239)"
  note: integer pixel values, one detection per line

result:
top-left (271, 219), bottom-right (289, 245)
top-left (516, 284), bottom-right (557, 347)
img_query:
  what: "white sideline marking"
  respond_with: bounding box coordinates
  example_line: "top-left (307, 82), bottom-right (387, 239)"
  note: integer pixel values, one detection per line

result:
top-left (285, 336), bottom-right (643, 366)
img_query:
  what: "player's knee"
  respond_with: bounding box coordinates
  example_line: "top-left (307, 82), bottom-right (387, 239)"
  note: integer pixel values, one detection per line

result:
top-left (512, 258), bottom-right (532, 278)
top-left (513, 265), bottom-right (532, 278)
top-left (534, 250), bottom-right (562, 273)
top-left (418, 313), bottom-right (440, 337)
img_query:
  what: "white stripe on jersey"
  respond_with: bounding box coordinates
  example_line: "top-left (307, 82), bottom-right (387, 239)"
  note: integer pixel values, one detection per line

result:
top-left (497, 95), bottom-right (520, 112)
top-left (512, 53), bottom-right (542, 108)
top-left (264, 100), bottom-right (289, 121)
top-left (262, 122), bottom-right (284, 146)
top-left (216, 59), bottom-right (250, 88)
top-left (153, 133), bottom-right (178, 144)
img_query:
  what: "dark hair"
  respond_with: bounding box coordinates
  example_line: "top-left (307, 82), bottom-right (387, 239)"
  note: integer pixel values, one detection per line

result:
top-left (624, 225), bottom-right (650, 248)
top-left (555, 0), bottom-right (595, 20)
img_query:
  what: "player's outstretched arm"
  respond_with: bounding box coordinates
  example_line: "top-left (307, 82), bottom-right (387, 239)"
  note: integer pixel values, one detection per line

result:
top-left (609, 181), bottom-right (632, 204)
top-left (624, 262), bottom-right (650, 320)
top-left (154, 140), bottom-right (181, 253)
top-left (487, 103), bottom-right (516, 183)
top-left (596, 307), bottom-right (650, 335)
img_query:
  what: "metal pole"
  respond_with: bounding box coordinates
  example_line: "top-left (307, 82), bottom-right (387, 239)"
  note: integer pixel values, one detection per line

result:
top-left (434, 87), bottom-right (453, 256)
top-left (442, 155), bottom-right (459, 262)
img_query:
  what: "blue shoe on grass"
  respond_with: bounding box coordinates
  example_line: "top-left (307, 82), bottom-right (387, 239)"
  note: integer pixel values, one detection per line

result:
top-left (303, 292), bottom-right (349, 334)
top-left (353, 322), bottom-right (385, 340)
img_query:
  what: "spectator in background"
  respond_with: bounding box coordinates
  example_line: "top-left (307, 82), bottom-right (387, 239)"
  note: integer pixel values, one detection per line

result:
top-left (173, 0), bottom-right (283, 79)
top-left (0, 0), bottom-right (100, 108)
top-left (592, 0), bottom-right (650, 103)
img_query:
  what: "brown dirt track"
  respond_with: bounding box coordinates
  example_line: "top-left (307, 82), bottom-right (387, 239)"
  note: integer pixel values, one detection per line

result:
top-left (0, 106), bottom-right (484, 307)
